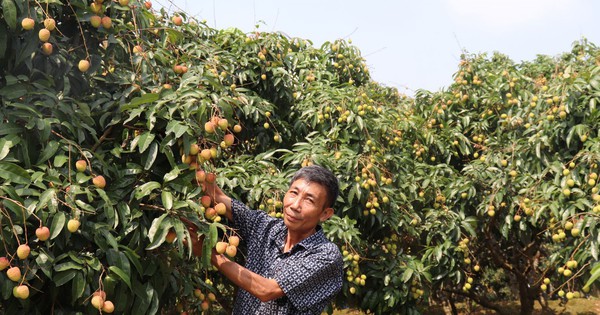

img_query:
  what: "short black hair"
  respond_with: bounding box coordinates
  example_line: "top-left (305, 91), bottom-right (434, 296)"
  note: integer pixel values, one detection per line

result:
top-left (290, 165), bottom-right (339, 208)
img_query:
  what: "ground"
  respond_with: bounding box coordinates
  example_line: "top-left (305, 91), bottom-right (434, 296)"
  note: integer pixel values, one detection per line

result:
top-left (329, 297), bottom-right (600, 314)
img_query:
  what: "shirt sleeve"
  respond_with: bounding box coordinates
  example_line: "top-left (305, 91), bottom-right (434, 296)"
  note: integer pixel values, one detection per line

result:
top-left (273, 243), bottom-right (343, 312)
top-left (230, 198), bottom-right (273, 242)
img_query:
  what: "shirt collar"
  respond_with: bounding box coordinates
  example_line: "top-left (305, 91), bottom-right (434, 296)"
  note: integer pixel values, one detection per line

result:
top-left (273, 224), bottom-right (326, 253)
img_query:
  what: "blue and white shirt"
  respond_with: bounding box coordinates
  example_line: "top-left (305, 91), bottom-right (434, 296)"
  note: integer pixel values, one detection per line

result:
top-left (230, 199), bottom-right (343, 315)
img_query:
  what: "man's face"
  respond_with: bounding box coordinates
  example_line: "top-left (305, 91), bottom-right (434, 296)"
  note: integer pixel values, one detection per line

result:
top-left (283, 179), bottom-right (333, 234)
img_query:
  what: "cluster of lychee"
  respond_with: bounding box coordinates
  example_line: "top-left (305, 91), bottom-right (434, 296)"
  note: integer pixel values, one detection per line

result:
top-left (193, 289), bottom-right (217, 312)
top-left (90, 290), bottom-right (115, 313)
top-left (181, 117), bottom-right (242, 171)
top-left (1, 224), bottom-right (53, 300)
top-left (215, 235), bottom-right (240, 258)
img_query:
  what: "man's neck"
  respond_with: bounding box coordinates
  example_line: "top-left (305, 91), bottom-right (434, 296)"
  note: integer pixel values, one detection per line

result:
top-left (284, 228), bottom-right (317, 252)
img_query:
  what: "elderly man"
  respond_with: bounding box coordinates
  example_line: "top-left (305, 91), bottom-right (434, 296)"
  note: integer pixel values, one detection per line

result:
top-left (193, 165), bottom-right (343, 314)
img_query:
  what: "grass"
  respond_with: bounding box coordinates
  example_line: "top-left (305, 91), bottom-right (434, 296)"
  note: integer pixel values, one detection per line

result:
top-left (329, 297), bottom-right (600, 314)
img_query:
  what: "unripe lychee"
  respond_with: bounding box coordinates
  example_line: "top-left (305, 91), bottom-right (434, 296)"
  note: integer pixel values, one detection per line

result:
top-left (21, 17), bottom-right (35, 31)
top-left (200, 149), bottom-right (212, 161)
top-left (75, 159), bottom-right (87, 172)
top-left (67, 218), bottom-right (80, 233)
top-left (215, 203), bottom-right (227, 215)
top-left (226, 245), bottom-right (237, 257)
top-left (90, 15), bottom-right (102, 28)
top-left (43, 18), bottom-right (56, 31)
top-left (17, 244), bottom-right (30, 260)
top-left (38, 28), bottom-right (51, 42)
top-left (78, 60), bottom-right (90, 72)
top-left (217, 118), bottom-right (228, 130)
top-left (91, 295), bottom-right (105, 309)
top-left (233, 124), bottom-right (242, 133)
top-left (215, 241), bottom-right (228, 254)
top-left (189, 143), bottom-right (200, 155)
top-left (118, 0), bottom-right (130, 6)
top-left (102, 300), bottom-right (115, 313)
top-left (90, 2), bottom-right (103, 14)
top-left (14, 285), bottom-right (29, 299)
top-left (7, 266), bottom-right (21, 281)
top-left (204, 122), bottom-right (215, 134)
top-left (228, 235), bottom-right (240, 247)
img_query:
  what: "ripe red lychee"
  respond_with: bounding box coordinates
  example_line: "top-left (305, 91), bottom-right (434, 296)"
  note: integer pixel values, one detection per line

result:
top-left (223, 133), bottom-right (234, 146)
top-left (92, 175), bottom-right (106, 189)
top-left (195, 170), bottom-right (206, 183)
top-left (206, 172), bottom-right (216, 184)
top-left (200, 195), bottom-right (212, 208)
top-left (0, 257), bottom-right (9, 270)
top-left (42, 43), bottom-right (53, 55)
top-left (36, 226), bottom-right (51, 241)
top-left (172, 16), bottom-right (183, 26)
top-left (101, 16), bottom-right (112, 29)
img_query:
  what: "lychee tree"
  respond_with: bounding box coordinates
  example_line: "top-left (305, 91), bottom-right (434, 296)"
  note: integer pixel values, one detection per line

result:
top-left (1, 0), bottom-right (599, 314)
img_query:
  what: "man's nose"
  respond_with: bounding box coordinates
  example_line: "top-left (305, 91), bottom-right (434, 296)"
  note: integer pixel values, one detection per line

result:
top-left (289, 198), bottom-right (301, 211)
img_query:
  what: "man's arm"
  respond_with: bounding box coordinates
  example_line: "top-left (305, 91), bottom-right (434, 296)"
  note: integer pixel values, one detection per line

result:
top-left (211, 253), bottom-right (285, 302)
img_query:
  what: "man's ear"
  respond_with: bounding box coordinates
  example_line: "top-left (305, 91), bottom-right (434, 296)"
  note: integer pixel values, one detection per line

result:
top-left (320, 207), bottom-right (334, 222)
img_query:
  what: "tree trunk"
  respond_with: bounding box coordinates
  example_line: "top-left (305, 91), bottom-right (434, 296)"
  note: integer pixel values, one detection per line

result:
top-left (518, 280), bottom-right (536, 315)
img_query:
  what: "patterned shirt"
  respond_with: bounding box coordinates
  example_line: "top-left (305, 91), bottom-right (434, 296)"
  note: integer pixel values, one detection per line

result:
top-left (230, 199), bottom-right (343, 315)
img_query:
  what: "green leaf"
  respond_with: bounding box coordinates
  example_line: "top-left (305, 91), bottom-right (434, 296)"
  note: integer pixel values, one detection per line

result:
top-left (161, 190), bottom-right (173, 210)
top-left (49, 212), bottom-right (65, 239)
top-left (120, 93), bottom-right (159, 111)
top-left (0, 161), bottom-right (30, 184)
top-left (36, 141), bottom-right (60, 164)
top-left (584, 263), bottom-right (600, 289)
top-left (165, 120), bottom-right (188, 138)
top-left (109, 266), bottom-right (132, 290)
top-left (53, 270), bottom-right (77, 286)
top-left (1, 0), bottom-right (17, 30)
top-left (71, 271), bottom-right (86, 301)
top-left (143, 142), bottom-right (158, 170)
top-left (54, 261), bottom-right (83, 272)
top-left (134, 181), bottom-right (161, 199)
top-left (136, 132), bottom-right (155, 153)
top-left (202, 223), bottom-right (218, 267)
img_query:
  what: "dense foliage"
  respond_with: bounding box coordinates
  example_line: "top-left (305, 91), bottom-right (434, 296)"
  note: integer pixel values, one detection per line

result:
top-left (1, 1), bottom-right (599, 314)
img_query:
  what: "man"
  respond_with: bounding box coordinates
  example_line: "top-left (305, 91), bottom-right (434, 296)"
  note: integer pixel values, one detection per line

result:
top-left (192, 165), bottom-right (343, 314)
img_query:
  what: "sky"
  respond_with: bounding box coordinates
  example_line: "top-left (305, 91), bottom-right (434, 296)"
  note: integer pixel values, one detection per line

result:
top-left (154, 0), bottom-right (600, 95)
